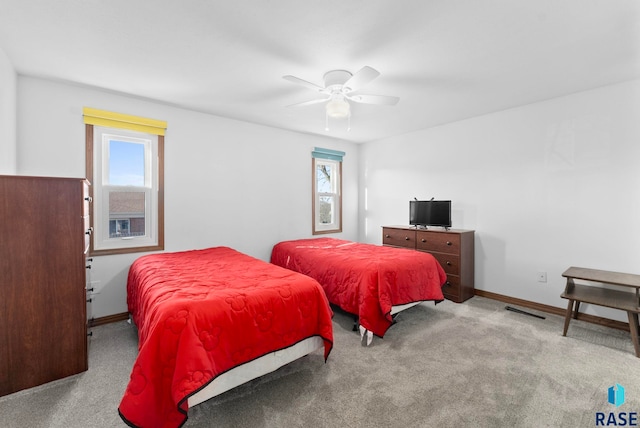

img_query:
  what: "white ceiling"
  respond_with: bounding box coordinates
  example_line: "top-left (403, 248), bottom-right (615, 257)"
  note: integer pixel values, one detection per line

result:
top-left (1, 0), bottom-right (639, 143)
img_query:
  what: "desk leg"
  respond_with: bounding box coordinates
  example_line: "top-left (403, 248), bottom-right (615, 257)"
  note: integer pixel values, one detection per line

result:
top-left (627, 312), bottom-right (640, 358)
top-left (563, 299), bottom-right (575, 336)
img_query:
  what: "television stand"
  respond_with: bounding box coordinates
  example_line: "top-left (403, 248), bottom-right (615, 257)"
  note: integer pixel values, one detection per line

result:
top-left (412, 225), bottom-right (450, 231)
top-left (382, 226), bottom-right (475, 303)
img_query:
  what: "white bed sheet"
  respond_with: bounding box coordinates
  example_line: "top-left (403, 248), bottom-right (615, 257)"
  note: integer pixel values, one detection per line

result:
top-left (390, 301), bottom-right (421, 315)
top-left (188, 336), bottom-right (324, 407)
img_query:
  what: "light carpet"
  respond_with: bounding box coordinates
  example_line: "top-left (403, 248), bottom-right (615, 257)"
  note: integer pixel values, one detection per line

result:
top-left (1, 296), bottom-right (638, 427)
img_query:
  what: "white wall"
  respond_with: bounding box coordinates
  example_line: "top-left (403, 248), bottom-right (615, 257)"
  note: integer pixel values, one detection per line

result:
top-left (359, 79), bottom-right (640, 322)
top-left (17, 76), bottom-right (359, 318)
top-left (14, 74), bottom-right (640, 323)
top-left (0, 47), bottom-right (16, 174)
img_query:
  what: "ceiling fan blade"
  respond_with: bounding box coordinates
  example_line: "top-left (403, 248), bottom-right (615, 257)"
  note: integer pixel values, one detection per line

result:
top-left (286, 97), bottom-right (329, 108)
top-left (347, 94), bottom-right (399, 106)
top-left (283, 75), bottom-right (325, 92)
top-left (343, 66), bottom-right (380, 92)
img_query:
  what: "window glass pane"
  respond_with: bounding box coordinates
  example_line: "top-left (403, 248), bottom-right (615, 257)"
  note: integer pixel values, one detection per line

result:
top-left (319, 195), bottom-right (334, 224)
top-left (109, 140), bottom-right (145, 186)
top-left (316, 163), bottom-right (332, 193)
top-left (109, 192), bottom-right (146, 238)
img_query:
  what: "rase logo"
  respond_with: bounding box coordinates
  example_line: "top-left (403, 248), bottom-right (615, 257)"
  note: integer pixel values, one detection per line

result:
top-left (610, 384), bottom-right (626, 408)
top-left (596, 384), bottom-right (638, 426)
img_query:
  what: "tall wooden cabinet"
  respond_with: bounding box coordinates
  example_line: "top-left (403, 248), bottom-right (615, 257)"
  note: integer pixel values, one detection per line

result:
top-left (382, 226), bottom-right (475, 303)
top-left (0, 175), bottom-right (91, 397)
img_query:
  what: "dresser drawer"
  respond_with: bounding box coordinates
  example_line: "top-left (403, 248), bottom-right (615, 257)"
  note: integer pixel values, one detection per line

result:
top-left (441, 275), bottom-right (460, 300)
top-left (82, 183), bottom-right (92, 254)
top-left (82, 184), bottom-right (91, 217)
top-left (83, 216), bottom-right (91, 254)
top-left (416, 231), bottom-right (460, 254)
top-left (382, 228), bottom-right (416, 249)
top-left (431, 253), bottom-right (460, 276)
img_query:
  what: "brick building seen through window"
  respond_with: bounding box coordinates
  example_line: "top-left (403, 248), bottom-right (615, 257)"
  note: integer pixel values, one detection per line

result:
top-left (108, 192), bottom-right (145, 238)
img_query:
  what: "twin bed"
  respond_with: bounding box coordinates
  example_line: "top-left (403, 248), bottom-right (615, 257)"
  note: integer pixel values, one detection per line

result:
top-left (119, 238), bottom-right (446, 427)
top-left (118, 247), bottom-right (334, 427)
top-left (271, 238), bottom-right (446, 343)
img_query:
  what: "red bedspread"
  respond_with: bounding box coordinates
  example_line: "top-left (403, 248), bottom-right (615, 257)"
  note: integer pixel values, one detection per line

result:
top-left (271, 238), bottom-right (446, 338)
top-left (118, 247), bottom-right (333, 428)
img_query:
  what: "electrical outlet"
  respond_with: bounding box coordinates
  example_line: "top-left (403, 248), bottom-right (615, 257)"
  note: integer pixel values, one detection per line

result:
top-left (537, 272), bottom-right (547, 283)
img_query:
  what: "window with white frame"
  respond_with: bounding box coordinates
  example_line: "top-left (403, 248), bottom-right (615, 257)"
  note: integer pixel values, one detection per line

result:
top-left (312, 147), bottom-right (344, 234)
top-left (84, 108), bottom-right (165, 255)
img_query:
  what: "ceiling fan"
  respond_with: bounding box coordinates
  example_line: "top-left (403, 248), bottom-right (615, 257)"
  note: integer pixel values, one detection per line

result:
top-left (283, 66), bottom-right (399, 130)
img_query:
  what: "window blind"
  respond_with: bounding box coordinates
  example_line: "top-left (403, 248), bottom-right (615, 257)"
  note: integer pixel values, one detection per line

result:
top-left (83, 107), bottom-right (167, 136)
top-left (312, 147), bottom-right (345, 162)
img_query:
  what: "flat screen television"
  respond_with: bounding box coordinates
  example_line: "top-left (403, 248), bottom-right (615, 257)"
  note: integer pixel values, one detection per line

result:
top-left (410, 200), bottom-right (452, 229)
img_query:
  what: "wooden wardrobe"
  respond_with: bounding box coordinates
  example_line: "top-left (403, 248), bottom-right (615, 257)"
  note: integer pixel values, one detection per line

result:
top-left (0, 175), bottom-right (91, 397)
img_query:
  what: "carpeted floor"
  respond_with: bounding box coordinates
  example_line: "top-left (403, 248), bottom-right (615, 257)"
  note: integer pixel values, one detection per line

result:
top-left (1, 296), bottom-right (638, 427)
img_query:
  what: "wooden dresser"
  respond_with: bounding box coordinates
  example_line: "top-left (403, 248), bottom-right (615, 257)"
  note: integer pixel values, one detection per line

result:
top-left (0, 175), bottom-right (91, 397)
top-left (382, 226), bottom-right (475, 303)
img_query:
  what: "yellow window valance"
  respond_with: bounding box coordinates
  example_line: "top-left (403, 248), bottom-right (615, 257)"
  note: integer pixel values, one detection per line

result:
top-left (83, 107), bottom-right (167, 136)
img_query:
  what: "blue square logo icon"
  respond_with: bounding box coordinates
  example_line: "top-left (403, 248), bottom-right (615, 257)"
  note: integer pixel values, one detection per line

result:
top-left (608, 384), bottom-right (625, 407)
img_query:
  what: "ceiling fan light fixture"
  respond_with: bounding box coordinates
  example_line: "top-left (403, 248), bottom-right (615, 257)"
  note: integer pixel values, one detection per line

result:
top-left (326, 98), bottom-right (350, 118)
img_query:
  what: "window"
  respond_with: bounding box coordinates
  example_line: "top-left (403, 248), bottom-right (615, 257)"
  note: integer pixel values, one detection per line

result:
top-left (312, 147), bottom-right (344, 234)
top-left (110, 219), bottom-right (131, 237)
top-left (84, 108), bottom-right (166, 255)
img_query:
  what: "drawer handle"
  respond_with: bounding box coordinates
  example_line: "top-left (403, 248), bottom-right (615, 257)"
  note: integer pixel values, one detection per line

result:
top-left (445, 281), bottom-right (451, 286)
top-left (405, 236), bottom-right (410, 240)
top-left (446, 241), bottom-right (452, 246)
top-left (85, 228), bottom-right (93, 235)
top-left (446, 261), bottom-right (452, 266)
top-left (86, 265), bottom-right (92, 269)
top-left (421, 239), bottom-right (426, 242)
top-left (385, 235), bottom-right (390, 238)
top-left (84, 196), bottom-right (92, 202)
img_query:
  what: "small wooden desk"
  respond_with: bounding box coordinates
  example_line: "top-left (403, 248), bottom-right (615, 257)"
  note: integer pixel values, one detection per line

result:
top-left (561, 267), bottom-right (640, 357)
